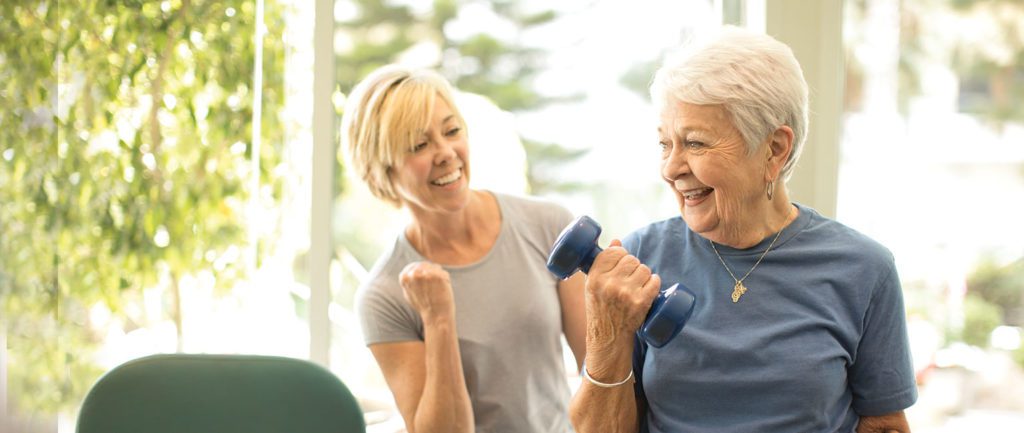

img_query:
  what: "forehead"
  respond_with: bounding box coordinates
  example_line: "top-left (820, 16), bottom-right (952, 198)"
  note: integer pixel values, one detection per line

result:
top-left (658, 101), bottom-right (732, 137)
top-left (408, 97), bottom-right (458, 140)
top-left (430, 96), bottom-right (455, 122)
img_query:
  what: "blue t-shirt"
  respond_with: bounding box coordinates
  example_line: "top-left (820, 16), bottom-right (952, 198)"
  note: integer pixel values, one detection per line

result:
top-left (625, 203), bottom-right (917, 433)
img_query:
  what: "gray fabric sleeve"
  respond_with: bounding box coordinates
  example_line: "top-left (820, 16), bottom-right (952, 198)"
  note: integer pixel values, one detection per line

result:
top-left (356, 246), bottom-right (425, 345)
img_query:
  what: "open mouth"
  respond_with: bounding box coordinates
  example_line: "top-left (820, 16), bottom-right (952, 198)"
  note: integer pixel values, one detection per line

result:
top-left (431, 169), bottom-right (462, 186)
top-left (682, 187), bottom-right (713, 201)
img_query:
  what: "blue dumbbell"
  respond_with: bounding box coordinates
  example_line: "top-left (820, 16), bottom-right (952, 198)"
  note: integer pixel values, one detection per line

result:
top-left (547, 215), bottom-right (696, 348)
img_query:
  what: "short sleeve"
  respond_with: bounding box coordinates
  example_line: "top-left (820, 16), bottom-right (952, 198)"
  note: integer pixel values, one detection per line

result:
top-left (848, 262), bottom-right (919, 416)
top-left (356, 280), bottom-right (423, 345)
top-left (499, 193), bottom-right (575, 262)
top-left (529, 197), bottom-right (574, 244)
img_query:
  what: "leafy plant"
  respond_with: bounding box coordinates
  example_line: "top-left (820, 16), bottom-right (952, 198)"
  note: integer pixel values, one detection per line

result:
top-left (1, 0), bottom-right (288, 415)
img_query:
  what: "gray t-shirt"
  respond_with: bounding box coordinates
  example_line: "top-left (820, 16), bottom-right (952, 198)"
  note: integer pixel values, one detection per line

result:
top-left (357, 192), bottom-right (574, 433)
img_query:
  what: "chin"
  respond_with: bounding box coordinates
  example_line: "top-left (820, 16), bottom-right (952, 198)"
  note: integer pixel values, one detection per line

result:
top-left (680, 206), bottom-right (716, 234)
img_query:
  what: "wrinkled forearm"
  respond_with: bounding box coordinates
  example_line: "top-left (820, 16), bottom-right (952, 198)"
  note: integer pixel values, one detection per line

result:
top-left (569, 336), bottom-right (638, 433)
top-left (856, 411), bottom-right (910, 433)
top-left (569, 382), bottom-right (638, 433)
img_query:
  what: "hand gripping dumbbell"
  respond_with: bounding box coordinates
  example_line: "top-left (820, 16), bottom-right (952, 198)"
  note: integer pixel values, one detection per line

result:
top-left (547, 215), bottom-right (696, 348)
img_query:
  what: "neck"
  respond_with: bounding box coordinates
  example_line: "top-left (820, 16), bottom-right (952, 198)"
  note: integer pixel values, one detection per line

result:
top-left (715, 191), bottom-right (797, 249)
top-left (405, 190), bottom-right (500, 264)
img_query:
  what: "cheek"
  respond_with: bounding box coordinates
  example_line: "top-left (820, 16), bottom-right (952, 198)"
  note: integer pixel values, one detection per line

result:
top-left (698, 159), bottom-right (742, 206)
top-left (715, 193), bottom-right (743, 219)
top-left (688, 157), bottom-right (720, 186)
top-left (392, 161), bottom-right (427, 190)
top-left (697, 151), bottom-right (747, 188)
top-left (406, 156), bottom-right (433, 176)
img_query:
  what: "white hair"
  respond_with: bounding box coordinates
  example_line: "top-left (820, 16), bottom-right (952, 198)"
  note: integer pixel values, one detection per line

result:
top-left (650, 26), bottom-right (809, 181)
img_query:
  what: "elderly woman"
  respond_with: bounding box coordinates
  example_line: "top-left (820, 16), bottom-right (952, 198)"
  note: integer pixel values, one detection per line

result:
top-left (570, 27), bottom-right (917, 432)
top-left (342, 64), bottom-right (586, 433)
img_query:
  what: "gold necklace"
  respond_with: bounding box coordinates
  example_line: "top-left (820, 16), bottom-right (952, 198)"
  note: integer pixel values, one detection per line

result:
top-left (709, 227), bottom-right (785, 303)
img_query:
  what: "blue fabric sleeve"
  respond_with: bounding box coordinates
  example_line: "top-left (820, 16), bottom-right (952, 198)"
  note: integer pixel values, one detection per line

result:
top-left (849, 263), bottom-right (919, 416)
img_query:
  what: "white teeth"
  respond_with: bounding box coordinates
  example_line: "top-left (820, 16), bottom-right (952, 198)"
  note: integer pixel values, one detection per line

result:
top-left (432, 170), bottom-right (461, 186)
top-left (683, 188), bottom-right (712, 200)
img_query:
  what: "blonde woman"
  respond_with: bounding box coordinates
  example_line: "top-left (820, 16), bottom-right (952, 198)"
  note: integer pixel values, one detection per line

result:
top-left (342, 64), bottom-right (586, 433)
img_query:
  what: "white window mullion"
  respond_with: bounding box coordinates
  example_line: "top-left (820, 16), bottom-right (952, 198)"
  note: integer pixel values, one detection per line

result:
top-left (766, 0), bottom-right (843, 218)
top-left (310, 0), bottom-right (335, 367)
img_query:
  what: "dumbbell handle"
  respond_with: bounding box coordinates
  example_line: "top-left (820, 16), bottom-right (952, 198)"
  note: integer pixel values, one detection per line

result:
top-left (547, 215), bottom-right (696, 348)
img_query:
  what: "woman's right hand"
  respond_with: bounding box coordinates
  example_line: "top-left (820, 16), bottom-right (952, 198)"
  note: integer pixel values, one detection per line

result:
top-left (584, 239), bottom-right (661, 350)
top-left (399, 261), bottom-right (456, 324)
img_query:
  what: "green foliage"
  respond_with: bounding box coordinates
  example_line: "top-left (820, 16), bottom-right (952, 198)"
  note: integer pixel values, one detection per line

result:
top-left (619, 58), bottom-right (660, 99)
top-left (959, 293), bottom-right (1003, 348)
top-left (942, 256), bottom-right (1024, 357)
top-left (1014, 342), bottom-right (1024, 368)
top-left (954, 255), bottom-right (1024, 352)
top-left (967, 257), bottom-right (1024, 326)
top-left (522, 139), bottom-right (590, 194)
top-left (1, 0), bottom-right (288, 415)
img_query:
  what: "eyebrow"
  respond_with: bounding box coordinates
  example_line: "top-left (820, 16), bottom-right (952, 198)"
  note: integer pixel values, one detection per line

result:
top-left (416, 115), bottom-right (458, 137)
top-left (658, 125), bottom-right (711, 138)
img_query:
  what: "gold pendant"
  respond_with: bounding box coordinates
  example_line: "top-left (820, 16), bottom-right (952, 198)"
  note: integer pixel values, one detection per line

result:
top-left (731, 281), bottom-right (747, 303)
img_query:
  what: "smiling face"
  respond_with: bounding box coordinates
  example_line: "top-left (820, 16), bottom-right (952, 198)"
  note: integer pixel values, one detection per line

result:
top-left (659, 101), bottom-right (771, 243)
top-left (389, 96), bottom-right (471, 215)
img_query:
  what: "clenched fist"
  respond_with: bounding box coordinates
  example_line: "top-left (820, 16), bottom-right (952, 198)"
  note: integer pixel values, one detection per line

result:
top-left (399, 261), bottom-right (456, 323)
top-left (584, 239), bottom-right (661, 349)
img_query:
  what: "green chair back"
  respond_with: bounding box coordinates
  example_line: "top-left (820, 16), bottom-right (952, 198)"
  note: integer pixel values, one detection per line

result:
top-left (76, 353), bottom-right (366, 433)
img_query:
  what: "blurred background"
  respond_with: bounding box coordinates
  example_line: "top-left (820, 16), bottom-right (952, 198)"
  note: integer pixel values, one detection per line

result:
top-left (2, 0), bottom-right (1023, 432)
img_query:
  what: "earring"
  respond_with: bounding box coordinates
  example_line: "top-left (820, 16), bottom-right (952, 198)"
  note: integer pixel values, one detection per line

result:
top-left (766, 179), bottom-right (775, 201)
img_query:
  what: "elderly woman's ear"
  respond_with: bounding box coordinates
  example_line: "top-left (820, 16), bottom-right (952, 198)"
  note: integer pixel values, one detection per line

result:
top-left (766, 125), bottom-right (794, 180)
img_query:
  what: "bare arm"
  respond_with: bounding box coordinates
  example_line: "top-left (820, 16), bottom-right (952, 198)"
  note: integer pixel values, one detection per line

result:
top-left (857, 411), bottom-right (910, 433)
top-left (558, 272), bottom-right (587, 371)
top-left (569, 335), bottom-right (640, 433)
top-left (369, 330), bottom-right (473, 433)
top-left (371, 262), bottom-right (473, 433)
top-left (569, 240), bottom-right (661, 433)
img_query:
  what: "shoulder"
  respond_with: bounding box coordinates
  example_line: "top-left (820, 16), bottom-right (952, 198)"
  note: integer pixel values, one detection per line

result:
top-left (622, 215), bottom-right (686, 255)
top-left (790, 204), bottom-right (900, 302)
top-left (796, 204), bottom-right (894, 267)
top-left (354, 242), bottom-right (426, 343)
top-left (493, 191), bottom-right (571, 218)
top-left (492, 191), bottom-right (573, 230)
top-left (626, 215), bottom-right (685, 238)
top-left (355, 238), bottom-right (410, 314)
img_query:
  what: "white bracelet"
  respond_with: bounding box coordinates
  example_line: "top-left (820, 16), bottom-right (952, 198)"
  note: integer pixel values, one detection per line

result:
top-left (581, 361), bottom-right (634, 388)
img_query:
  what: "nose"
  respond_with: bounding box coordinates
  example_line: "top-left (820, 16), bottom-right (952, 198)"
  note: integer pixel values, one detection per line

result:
top-left (432, 137), bottom-right (458, 166)
top-left (661, 144), bottom-right (690, 183)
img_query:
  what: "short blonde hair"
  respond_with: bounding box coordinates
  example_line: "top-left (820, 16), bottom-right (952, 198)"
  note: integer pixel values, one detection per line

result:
top-left (340, 64), bottom-right (466, 207)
